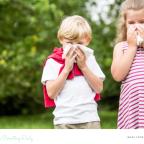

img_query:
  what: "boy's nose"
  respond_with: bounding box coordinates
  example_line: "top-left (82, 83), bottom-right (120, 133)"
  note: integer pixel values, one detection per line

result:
top-left (135, 23), bottom-right (143, 29)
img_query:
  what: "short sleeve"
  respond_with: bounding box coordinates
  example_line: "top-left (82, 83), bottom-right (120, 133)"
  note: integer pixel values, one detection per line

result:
top-left (86, 55), bottom-right (105, 81)
top-left (41, 59), bottom-right (62, 85)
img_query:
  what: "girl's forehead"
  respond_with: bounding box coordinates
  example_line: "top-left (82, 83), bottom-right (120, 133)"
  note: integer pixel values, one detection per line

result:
top-left (126, 9), bottom-right (144, 21)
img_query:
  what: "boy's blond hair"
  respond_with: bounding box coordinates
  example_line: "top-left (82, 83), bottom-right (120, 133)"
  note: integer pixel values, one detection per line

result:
top-left (116, 0), bottom-right (144, 43)
top-left (57, 15), bottom-right (92, 43)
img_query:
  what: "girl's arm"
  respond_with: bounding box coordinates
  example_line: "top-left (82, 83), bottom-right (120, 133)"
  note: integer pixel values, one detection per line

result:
top-left (46, 48), bottom-right (76, 99)
top-left (75, 48), bottom-right (103, 93)
top-left (111, 24), bottom-right (138, 82)
top-left (111, 42), bottom-right (137, 82)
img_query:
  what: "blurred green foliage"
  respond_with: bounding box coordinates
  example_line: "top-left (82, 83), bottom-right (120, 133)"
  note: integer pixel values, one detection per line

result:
top-left (0, 0), bottom-right (122, 115)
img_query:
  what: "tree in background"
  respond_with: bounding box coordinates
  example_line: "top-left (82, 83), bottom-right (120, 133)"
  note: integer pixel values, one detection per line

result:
top-left (0, 0), bottom-right (122, 115)
top-left (87, 0), bottom-right (122, 106)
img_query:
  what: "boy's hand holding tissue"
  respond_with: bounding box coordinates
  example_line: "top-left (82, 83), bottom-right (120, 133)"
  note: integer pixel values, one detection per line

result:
top-left (62, 43), bottom-right (94, 70)
top-left (62, 43), bottom-right (94, 59)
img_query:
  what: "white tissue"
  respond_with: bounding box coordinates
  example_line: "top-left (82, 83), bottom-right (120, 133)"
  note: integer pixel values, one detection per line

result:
top-left (77, 44), bottom-right (94, 58)
top-left (135, 24), bottom-right (144, 46)
top-left (62, 44), bottom-right (94, 59)
top-left (137, 34), bottom-right (143, 46)
top-left (62, 44), bottom-right (73, 59)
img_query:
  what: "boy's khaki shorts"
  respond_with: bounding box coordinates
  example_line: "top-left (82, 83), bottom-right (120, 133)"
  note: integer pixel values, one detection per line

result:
top-left (54, 121), bottom-right (101, 129)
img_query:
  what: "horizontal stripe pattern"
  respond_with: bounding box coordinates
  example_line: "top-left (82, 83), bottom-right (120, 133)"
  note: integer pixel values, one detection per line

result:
top-left (118, 44), bottom-right (144, 129)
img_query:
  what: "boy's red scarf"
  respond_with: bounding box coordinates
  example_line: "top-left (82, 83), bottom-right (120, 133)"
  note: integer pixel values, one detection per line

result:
top-left (43, 48), bottom-right (101, 108)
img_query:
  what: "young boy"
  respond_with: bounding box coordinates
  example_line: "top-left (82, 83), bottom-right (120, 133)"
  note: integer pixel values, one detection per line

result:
top-left (41, 15), bottom-right (105, 129)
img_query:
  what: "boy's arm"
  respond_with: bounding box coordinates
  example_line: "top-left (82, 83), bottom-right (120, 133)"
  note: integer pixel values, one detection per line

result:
top-left (75, 48), bottom-right (103, 93)
top-left (46, 69), bottom-right (69, 99)
top-left (81, 66), bottom-right (103, 93)
top-left (46, 48), bottom-right (76, 99)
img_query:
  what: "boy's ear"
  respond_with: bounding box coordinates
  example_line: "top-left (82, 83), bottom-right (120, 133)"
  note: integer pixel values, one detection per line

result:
top-left (59, 38), bottom-right (64, 45)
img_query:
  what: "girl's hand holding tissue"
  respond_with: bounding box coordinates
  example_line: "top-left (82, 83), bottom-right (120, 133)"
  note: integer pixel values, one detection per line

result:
top-left (127, 24), bottom-right (137, 48)
top-left (136, 23), bottom-right (144, 47)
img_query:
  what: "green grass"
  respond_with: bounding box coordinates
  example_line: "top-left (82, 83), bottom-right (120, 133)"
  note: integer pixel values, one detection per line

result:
top-left (99, 110), bottom-right (117, 129)
top-left (0, 112), bottom-right (54, 129)
top-left (0, 110), bottom-right (117, 129)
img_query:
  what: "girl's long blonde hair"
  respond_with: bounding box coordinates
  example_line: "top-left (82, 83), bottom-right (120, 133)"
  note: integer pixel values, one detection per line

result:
top-left (116, 0), bottom-right (144, 43)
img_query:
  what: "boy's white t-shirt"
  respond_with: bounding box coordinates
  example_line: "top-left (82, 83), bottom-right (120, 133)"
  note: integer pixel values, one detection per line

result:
top-left (41, 55), bottom-right (105, 125)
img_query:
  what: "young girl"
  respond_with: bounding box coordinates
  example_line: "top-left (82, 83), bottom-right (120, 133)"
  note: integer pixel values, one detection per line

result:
top-left (111, 0), bottom-right (144, 129)
top-left (41, 15), bottom-right (105, 129)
